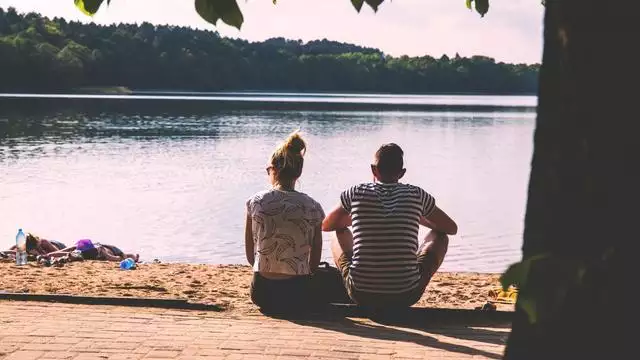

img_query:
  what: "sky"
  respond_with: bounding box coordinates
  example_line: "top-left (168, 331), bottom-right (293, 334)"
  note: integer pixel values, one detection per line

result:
top-left (0, 0), bottom-right (544, 64)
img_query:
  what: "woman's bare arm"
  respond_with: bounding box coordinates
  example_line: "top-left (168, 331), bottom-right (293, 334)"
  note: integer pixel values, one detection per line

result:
top-left (42, 246), bottom-right (76, 258)
top-left (309, 224), bottom-right (322, 272)
top-left (244, 212), bottom-right (255, 266)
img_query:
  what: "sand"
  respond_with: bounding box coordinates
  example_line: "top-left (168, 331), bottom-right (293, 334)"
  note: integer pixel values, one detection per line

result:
top-left (0, 261), bottom-right (513, 314)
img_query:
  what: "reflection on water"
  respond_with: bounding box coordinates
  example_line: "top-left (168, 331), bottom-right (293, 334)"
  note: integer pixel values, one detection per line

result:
top-left (0, 94), bottom-right (535, 272)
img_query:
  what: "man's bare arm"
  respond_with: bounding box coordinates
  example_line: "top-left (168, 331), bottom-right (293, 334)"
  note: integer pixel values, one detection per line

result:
top-left (322, 204), bottom-right (352, 232)
top-left (420, 206), bottom-right (457, 235)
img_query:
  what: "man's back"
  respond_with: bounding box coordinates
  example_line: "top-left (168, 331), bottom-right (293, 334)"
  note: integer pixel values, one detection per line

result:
top-left (341, 182), bottom-right (436, 294)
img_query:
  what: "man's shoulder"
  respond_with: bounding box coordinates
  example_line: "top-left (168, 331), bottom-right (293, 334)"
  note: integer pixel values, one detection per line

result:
top-left (399, 183), bottom-right (425, 192)
top-left (347, 182), bottom-right (376, 191)
top-left (341, 182), bottom-right (375, 196)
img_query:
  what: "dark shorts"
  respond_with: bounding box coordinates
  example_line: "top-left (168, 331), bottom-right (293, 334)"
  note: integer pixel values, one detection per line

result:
top-left (336, 252), bottom-right (433, 308)
top-left (101, 244), bottom-right (124, 258)
top-left (250, 273), bottom-right (315, 312)
top-left (49, 240), bottom-right (67, 250)
top-left (80, 247), bottom-right (99, 260)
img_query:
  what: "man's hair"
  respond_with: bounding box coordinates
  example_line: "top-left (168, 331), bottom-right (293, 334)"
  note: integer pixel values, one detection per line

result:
top-left (374, 143), bottom-right (404, 178)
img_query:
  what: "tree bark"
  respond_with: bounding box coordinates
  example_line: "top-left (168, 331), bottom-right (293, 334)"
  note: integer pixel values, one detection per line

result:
top-left (505, 1), bottom-right (638, 358)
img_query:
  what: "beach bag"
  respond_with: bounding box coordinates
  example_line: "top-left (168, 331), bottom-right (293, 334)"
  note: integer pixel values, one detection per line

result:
top-left (310, 262), bottom-right (353, 304)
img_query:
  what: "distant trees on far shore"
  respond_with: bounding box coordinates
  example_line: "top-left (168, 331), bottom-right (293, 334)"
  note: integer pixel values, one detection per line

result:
top-left (0, 7), bottom-right (538, 94)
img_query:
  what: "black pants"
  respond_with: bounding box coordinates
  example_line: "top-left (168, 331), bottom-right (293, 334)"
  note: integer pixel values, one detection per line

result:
top-left (250, 273), bottom-right (315, 312)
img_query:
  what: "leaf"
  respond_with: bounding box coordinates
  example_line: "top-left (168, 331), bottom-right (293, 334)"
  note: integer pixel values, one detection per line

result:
top-left (575, 266), bottom-right (587, 285)
top-left (500, 260), bottom-right (531, 291)
top-left (195, 0), bottom-right (244, 30)
top-left (351, 0), bottom-right (364, 12)
top-left (364, 0), bottom-right (384, 12)
top-left (500, 253), bottom-right (549, 291)
top-left (466, 0), bottom-right (473, 10)
top-left (474, 0), bottom-right (489, 17)
top-left (74, 0), bottom-right (106, 16)
top-left (518, 296), bottom-right (538, 324)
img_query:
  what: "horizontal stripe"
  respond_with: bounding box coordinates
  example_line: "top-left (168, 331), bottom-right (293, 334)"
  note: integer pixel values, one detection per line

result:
top-left (353, 255), bottom-right (418, 263)
top-left (351, 270), bottom-right (418, 278)
top-left (351, 278), bottom-right (422, 293)
top-left (352, 261), bottom-right (420, 268)
top-left (352, 276), bottom-right (419, 286)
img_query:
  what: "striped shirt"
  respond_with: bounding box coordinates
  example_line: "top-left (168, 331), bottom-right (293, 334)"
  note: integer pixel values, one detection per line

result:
top-left (341, 182), bottom-right (436, 294)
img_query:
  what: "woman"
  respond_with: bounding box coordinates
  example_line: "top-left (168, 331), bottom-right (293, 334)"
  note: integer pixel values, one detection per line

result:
top-left (2, 233), bottom-right (67, 259)
top-left (245, 131), bottom-right (325, 312)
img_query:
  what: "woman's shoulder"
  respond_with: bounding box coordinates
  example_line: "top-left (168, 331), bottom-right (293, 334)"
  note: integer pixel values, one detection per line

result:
top-left (247, 189), bottom-right (291, 209)
top-left (248, 189), bottom-right (279, 203)
top-left (291, 191), bottom-right (318, 203)
top-left (293, 192), bottom-right (324, 214)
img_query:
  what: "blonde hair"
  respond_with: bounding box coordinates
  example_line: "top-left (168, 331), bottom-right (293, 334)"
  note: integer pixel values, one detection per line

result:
top-left (270, 130), bottom-right (306, 186)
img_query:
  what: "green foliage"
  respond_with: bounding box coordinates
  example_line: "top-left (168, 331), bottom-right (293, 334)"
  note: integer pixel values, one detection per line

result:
top-left (44, 21), bottom-right (62, 36)
top-left (364, 0), bottom-right (384, 12)
top-left (466, 0), bottom-right (490, 17)
top-left (500, 254), bottom-right (549, 324)
top-left (500, 251), bottom-right (614, 325)
top-left (72, 1), bottom-right (491, 30)
top-left (0, 7), bottom-right (538, 93)
top-left (195, 0), bottom-right (243, 30)
top-left (351, 0), bottom-right (364, 12)
top-left (74, 0), bottom-right (109, 16)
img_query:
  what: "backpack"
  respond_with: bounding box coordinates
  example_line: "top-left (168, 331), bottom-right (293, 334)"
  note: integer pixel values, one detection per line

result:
top-left (309, 262), bottom-right (353, 304)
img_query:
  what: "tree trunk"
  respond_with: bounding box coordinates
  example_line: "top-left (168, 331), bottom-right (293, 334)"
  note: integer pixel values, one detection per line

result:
top-left (505, 1), bottom-right (638, 358)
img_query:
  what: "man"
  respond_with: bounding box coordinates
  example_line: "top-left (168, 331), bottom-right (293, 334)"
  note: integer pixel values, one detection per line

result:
top-left (322, 143), bottom-right (457, 308)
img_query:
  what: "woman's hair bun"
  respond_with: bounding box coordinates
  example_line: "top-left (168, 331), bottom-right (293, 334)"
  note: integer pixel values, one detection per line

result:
top-left (284, 130), bottom-right (306, 156)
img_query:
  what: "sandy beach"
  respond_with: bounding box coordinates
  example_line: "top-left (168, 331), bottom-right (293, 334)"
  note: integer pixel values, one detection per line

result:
top-left (0, 261), bottom-right (513, 314)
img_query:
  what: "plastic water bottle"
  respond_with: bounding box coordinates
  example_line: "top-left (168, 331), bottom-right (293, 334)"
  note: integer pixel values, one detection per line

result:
top-left (15, 229), bottom-right (27, 266)
top-left (119, 257), bottom-right (136, 270)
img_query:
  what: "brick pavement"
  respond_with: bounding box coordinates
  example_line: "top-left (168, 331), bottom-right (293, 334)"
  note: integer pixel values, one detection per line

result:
top-left (0, 301), bottom-right (508, 359)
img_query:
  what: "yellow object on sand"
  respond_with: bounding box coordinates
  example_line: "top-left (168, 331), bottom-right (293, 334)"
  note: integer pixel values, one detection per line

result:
top-left (488, 286), bottom-right (518, 304)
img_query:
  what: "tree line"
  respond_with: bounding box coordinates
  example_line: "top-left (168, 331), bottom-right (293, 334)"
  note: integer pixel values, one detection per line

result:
top-left (0, 7), bottom-right (539, 94)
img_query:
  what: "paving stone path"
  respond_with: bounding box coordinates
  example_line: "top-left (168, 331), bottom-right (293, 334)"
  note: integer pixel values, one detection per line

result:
top-left (0, 301), bottom-right (508, 359)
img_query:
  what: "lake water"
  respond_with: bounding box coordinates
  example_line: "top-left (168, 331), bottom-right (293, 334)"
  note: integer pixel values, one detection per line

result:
top-left (0, 93), bottom-right (536, 273)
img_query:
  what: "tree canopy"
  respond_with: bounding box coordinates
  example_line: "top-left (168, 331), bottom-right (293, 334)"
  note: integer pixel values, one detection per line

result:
top-left (0, 7), bottom-right (537, 94)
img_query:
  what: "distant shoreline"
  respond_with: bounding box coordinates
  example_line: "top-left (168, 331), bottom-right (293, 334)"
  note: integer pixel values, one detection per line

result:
top-left (0, 92), bottom-right (538, 113)
top-left (8, 88), bottom-right (538, 97)
top-left (71, 86), bottom-right (133, 95)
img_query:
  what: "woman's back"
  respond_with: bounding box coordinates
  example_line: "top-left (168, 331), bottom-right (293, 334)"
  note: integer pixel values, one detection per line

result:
top-left (247, 189), bottom-right (324, 275)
